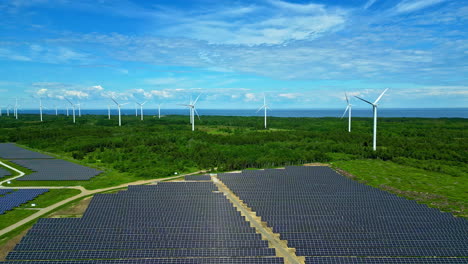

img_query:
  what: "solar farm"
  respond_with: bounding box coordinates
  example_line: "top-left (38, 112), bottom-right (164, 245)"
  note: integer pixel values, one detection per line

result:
top-left (0, 189), bottom-right (49, 214)
top-left (0, 166), bottom-right (466, 263)
top-left (0, 167), bottom-right (11, 178)
top-left (0, 143), bottom-right (102, 181)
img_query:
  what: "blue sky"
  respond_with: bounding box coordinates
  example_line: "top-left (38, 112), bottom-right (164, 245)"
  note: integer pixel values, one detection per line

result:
top-left (0, 0), bottom-right (467, 109)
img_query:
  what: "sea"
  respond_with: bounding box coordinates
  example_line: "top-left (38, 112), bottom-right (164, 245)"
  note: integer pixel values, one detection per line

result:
top-left (14, 108), bottom-right (468, 118)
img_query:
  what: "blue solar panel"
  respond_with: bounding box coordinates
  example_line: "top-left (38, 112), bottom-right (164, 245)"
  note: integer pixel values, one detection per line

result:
top-left (218, 166), bottom-right (468, 259)
top-left (0, 189), bottom-right (48, 214)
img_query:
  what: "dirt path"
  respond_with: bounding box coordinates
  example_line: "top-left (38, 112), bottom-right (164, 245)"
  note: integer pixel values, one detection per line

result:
top-left (212, 174), bottom-right (304, 264)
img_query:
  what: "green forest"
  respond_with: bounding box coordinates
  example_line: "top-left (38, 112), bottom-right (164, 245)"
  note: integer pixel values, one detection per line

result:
top-left (0, 114), bottom-right (466, 216)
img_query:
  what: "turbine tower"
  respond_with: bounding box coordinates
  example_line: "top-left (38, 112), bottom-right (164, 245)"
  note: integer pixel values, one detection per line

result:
top-left (54, 106), bottom-right (58, 116)
top-left (111, 97), bottom-right (128, 127)
top-left (180, 95), bottom-right (201, 131)
top-left (158, 103), bottom-right (161, 119)
top-left (39, 98), bottom-right (43, 122)
top-left (65, 98), bottom-right (76, 124)
top-left (14, 98), bottom-right (18, 120)
top-left (354, 88), bottom-right (388, 151)
top-left (77, 102), bottom-right (81, 117)
top-left (256, 95), bottom-right (269, 129)
top-left (107, 105), bottom-right (111, 120)
top-left (341, 93), bottom-right (352, 132)
top-left (66, 106), bottom-right (69, 116)
top-left (135, 101), bottom-right (147, 121)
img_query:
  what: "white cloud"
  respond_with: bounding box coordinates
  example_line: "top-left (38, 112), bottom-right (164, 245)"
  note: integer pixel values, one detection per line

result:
top-left (244, 93), bottom-right (258, 102)
top-left (278, 93), bottom-right (301, 99)
top-left (364, 0), bottom-right (377, 9)
top-left (395, 0), bottom-right (447, 13)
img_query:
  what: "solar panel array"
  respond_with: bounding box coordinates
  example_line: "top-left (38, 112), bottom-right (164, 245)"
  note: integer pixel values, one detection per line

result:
top-left (0, 189), bottom-right (48, 214)
top-left (0, 166), bottom-right (11, 178)
top-left (185, 174), bottom-right (212, 181)
top-left (0, 143), bottom-right (54, 159)
top-left (12, 159), bottom-right (103, 181)
top-left (2, 182), bottom-right (283, 263)
top-left (218, 166), bottom-right (468, 263)
top-left (0, 143), bottom-right (102, 181)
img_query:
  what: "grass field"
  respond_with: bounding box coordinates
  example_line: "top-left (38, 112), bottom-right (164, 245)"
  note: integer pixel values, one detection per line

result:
top-left (333, 159), bottom-right (467, 218)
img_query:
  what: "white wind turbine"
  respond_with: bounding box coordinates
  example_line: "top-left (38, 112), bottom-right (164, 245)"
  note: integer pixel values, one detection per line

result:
top-left (107, 104), bottom-right (111, 120)
top-left (39, 98), bottom-right (44, 122)
top-left (65, 98), bottom-right (76, 124)
top-left (180, 95), bottom-right (201, 131)
top-left (135, 101), bottom-right (147, 121)
top-left (7, 105), bottom-right (11, 116)
top-left (111, 97), bottom-right (128, 127)
top-left (256, 95), bottom-right (269, 129)
top-left (14, 98), bottom-right (18, 119)
top-left (77, 101), bottom-right (82, 117)
top-left (341, 93), bottom-right (352, 132)
top-left (354, 88), bottom-right (388, 151)
top-left (157, 103), bottom-right (162, 119)
top-left (54, 105), bottom-right (58, 116)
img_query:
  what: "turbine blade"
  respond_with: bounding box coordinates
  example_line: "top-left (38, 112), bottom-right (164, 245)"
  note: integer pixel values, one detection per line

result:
top-left (345, 93), bottom-right (349, 104)
top-left (193, 94), bottom-right (202, 105)
top-left (256, 105), bottom-right (265, 113)
top-left (65, 98), bottom-right (73, 105)
top-left (121, 102), bottom-right (129, 106)
top-left (110, 97), bottom-right (119, 106)
top-left (194, 108), bottom-right (201, 120)
top-left (354, 96), bottom-right (373, 105)
top-left (373, 88), bottom-right (388, 105)
top-left (142, 101), bottom-right (147, 105)
top-left (340, 105), bottom-right (349, 119)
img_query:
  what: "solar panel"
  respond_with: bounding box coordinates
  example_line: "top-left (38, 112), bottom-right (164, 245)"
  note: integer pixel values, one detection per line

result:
top-left (0, 166), bottom-right (11, 178)
top-left (0, 143), bottom-right (54, 159)
top-left (6, 182), bottom-right (278, 262)
top-left (218, 166), bottom-right (468, 259)
top-left (12, 159), bottom-right (102, 181)
top-left (0, 189), bottom-right (49, 214)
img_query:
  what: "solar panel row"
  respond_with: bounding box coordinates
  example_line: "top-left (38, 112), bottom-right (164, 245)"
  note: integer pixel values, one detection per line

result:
top-left (0, 166), bottom-right (11, 178)
top-left (0, 258), bottom-right (285, 264)
top-left (4, 182), bottom-right (282, 263)
top-left (185, 174), bottom-right (212, 181)
top-left (0, 189), bottom-right (48, 214)
top-left (0, 143), bottom-right (54, 159)
top-left (217, 166), bottom-right (468, 262)
top-left (0, 143), bottom-right (102, 181)
top-left (12, 159), bottom-right (102, 181)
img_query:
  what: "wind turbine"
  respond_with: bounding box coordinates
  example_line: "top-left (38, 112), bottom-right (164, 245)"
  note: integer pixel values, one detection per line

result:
top-left (180, 95), bottom-right (201, 131)
top-left (54, 105), bottom-right (58, 116)
top-left (7, 105), bottom-right (11, 116)
top-left (111, 97), bottom-right (128, 127)
top-left (39, 98), bottom-right (44, 122)
top-left (354, 88), bottom-right (388, 151)
top-left (65, 98), bottom-right (76, 124)
top-left (77, 102), bottom-right (81, 117)
top-left (256, 95), bottom-right (269, 129)
top-left (341, 93), bottom-right (352, 132)
top-left (107, 105), bottom-right (111, 120)
top-left (66, 106), bottom-right (69, 116)
top-left (134, 103), bottom-right (138, 117)
top-left (135, 101), bottom-right (147, 121)
top-left (14, 98), bottom-right (18, 119)
top-left (157, 103), bottom-right (162, 119)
